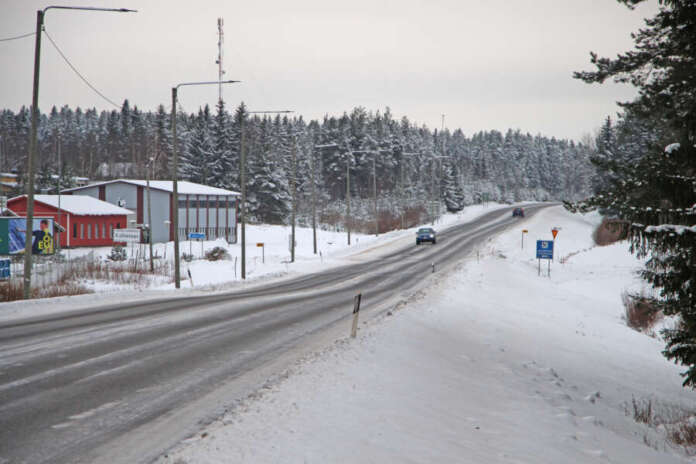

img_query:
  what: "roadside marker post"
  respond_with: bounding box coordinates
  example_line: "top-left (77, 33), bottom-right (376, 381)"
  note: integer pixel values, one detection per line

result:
top-left (521, 229), bottom-right (528, 250)
top-left (256, 242), bottom-right (264, 263)
top-left (350, 293), bottom-right (362, 338)
top-left (536, 240), bottom-right (554, 277)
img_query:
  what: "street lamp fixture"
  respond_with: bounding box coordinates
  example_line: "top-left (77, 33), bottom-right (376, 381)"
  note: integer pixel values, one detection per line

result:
top-left (22, 5), bottom-right (136, 300)
top-left (171, 79), bottom-right (241, 288)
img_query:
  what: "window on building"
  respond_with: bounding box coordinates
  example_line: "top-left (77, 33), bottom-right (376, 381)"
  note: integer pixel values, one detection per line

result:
top-left (94, 223), bottom-right (99, 239)
top-left (80, 223), bottom-right (84, 239)
top-left (73, 223), bottom-right (77, 238)
top-left (87, 223), bottom-right (91, 240)
top-left (109, 224), bottom-right (113, 239)
top-left (102, 223), bottom-right (106, 239)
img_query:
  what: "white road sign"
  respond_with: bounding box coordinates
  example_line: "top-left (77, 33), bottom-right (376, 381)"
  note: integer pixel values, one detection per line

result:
top-left (113, 228), bottom-right (140, 243)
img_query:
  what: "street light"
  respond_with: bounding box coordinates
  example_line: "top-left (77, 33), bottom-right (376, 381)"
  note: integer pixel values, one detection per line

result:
top-left (146, 156), bottom-right (155, 272)
top-left (22, 5), bottom-right (136, 299)
top-left (238, 110), bottom-right (293, 278)
top-left (171, 80), bottom-right (240, 288)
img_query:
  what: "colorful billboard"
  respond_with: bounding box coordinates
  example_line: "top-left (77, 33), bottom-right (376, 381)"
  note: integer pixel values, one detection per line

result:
top-left (0, 217), bottom-right (55, 255)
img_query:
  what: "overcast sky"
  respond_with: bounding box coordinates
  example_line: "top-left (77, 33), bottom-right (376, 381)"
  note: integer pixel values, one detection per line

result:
top-left (0, 0), bottom-right (656, 140)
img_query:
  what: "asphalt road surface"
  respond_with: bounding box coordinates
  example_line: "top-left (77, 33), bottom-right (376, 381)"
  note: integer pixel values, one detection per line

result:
top-left (0, 204), bottom-right (551, 464)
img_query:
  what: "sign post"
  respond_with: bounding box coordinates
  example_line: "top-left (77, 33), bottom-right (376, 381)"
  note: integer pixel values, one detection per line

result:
top-left (551, 228), bottom-right (560, 262)
top-left (536, 240), bottom-right (554, 277)
top-left (256, 242), bottom-right (264, 263)
top-left (521, 229), bottom-right (528, 250)
top-left (188, 232), bottom-right (206, 258)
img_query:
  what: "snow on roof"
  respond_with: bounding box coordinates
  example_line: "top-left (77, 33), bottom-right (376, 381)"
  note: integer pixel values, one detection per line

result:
top-left (10, 195), bottom-right (134, 216)
top-left (63, 179), bottom-right (240, 196)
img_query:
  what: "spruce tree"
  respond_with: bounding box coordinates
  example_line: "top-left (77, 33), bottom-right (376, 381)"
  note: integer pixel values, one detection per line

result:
top-left (574, 0), bottom-right (696, 386)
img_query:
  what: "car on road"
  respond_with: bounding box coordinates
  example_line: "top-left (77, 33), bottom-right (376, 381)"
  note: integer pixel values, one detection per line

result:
top-left (416, 227), bottom-right (436, 245)
top-left (512, 207), bottom-right (525, 218)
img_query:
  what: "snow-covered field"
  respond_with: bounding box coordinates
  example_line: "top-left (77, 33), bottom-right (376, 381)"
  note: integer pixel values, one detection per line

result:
top-left (156, 206), bottom-right (696, 464)
top-left (0, 203), bottom-right (509, 322)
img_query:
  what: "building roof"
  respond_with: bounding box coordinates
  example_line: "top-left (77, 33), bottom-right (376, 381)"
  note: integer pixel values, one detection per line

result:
top-left (62, 179), bottom-right (240, 196)
top-left (9, 195), bottom-right (134, 216)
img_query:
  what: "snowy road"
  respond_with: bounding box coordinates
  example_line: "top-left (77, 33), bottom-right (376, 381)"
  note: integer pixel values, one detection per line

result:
top-left (0, 204), bottom-right (550, 464)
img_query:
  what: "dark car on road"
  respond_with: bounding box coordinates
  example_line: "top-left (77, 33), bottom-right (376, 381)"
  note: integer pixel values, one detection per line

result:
top-left (512, 207), bottom-right (525, 218)
top-left (416, 227), bottom-right (436, 245)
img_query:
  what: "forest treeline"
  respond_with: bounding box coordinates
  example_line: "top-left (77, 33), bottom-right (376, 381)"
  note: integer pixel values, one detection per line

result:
top-left (0, 102), bottom-right (593, 225)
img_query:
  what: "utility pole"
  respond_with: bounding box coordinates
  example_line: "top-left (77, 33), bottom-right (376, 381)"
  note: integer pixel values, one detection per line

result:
top-left (439, 114), bottom-right (446, 221)
top-left (146, 156), bottom-right (154, 272)
top-left (22, 5), bottom-right (136, 299)
top-left (171, 80), bottom-right (239, 288)
top-left (239, 110), bottom-right (293, 278)
top-left (310, 147), bottom-right (317, 254)
top-left (216, 18), bottom-right (225, 103)
top-left (346, 152), bottom-right (351, 245)
top-left (431, 157), bottom-right (436, 225)
top-left (240, 114), bottom-right (247, 279)
top-left (170, 88), bottom-right (180, 288)
top-left (373, 155), bottom-right (378, 236)
top-left (56, 135), bottom-right (62, 252)
top-left (23, 9), bottom-right (43, 299)
top-left (290, 134), bottom-right (297, 262)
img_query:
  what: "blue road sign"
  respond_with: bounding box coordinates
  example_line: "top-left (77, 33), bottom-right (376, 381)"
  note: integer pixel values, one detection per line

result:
top-left (536, 240), bottom-right (554, 260)
top-left (188, 232), bottom-right (206, 240)
top-left (0, 258), bottom-right (10, 280)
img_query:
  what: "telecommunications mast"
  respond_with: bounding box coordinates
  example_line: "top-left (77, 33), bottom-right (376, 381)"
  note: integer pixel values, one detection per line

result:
top-left (216, 17), bottom-right (225, 103)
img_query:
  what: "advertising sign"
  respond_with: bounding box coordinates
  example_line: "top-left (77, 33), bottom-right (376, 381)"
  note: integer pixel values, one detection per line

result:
top-left (113, 228), bottom-right (141, 243)
top-left (0, 217), bottom-right (55, 255)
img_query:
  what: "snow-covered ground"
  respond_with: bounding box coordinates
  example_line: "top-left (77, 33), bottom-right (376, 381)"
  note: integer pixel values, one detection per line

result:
top-left (0, 203), bottom-right (509, 322)
top-left (156, 206), bottom-right (696, 464)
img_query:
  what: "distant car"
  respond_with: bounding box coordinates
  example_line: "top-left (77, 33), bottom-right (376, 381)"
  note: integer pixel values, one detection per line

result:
top-left (512, 207), bottom-right (525, 218)
top-left (416, 227), bottom-right (436, 245)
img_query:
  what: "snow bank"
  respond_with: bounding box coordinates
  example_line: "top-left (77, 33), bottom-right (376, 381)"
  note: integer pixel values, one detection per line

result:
top-left (0, 203), bottom-right (509, 322)
top-left (157, 206), bottom-right (696, 464)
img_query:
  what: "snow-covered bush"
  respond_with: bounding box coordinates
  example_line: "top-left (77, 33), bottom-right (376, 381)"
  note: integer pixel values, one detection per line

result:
top-left (108, 245), bottom-right (127, 261)
top-left (205, 246), bottom-right (229, 261)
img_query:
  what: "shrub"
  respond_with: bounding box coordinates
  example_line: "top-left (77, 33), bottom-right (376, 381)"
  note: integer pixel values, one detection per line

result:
top-left (623, 292), bottom-right (662, 332)
top-left (108, 245), bottom-right (128, 261)
top-left (182, 252), bottom-right (194, 262)
top-left (631, 397), bottom-right (653, 424)
top-left (625, 397), bottom-right (696, 453)
top-left (205, 246), bottom-right (229, 261)
top-left (593, 218), bottom-right (629, 246)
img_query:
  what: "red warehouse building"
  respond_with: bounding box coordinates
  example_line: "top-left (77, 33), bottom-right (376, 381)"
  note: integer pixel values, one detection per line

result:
top-left (8, 194), bottom-right (134, 248)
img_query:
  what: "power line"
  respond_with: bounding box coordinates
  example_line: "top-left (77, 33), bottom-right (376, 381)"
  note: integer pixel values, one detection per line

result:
top-left (43, 28), bottom-right (121, 108)
top-left (0, 31), bottom-right (35, 42)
